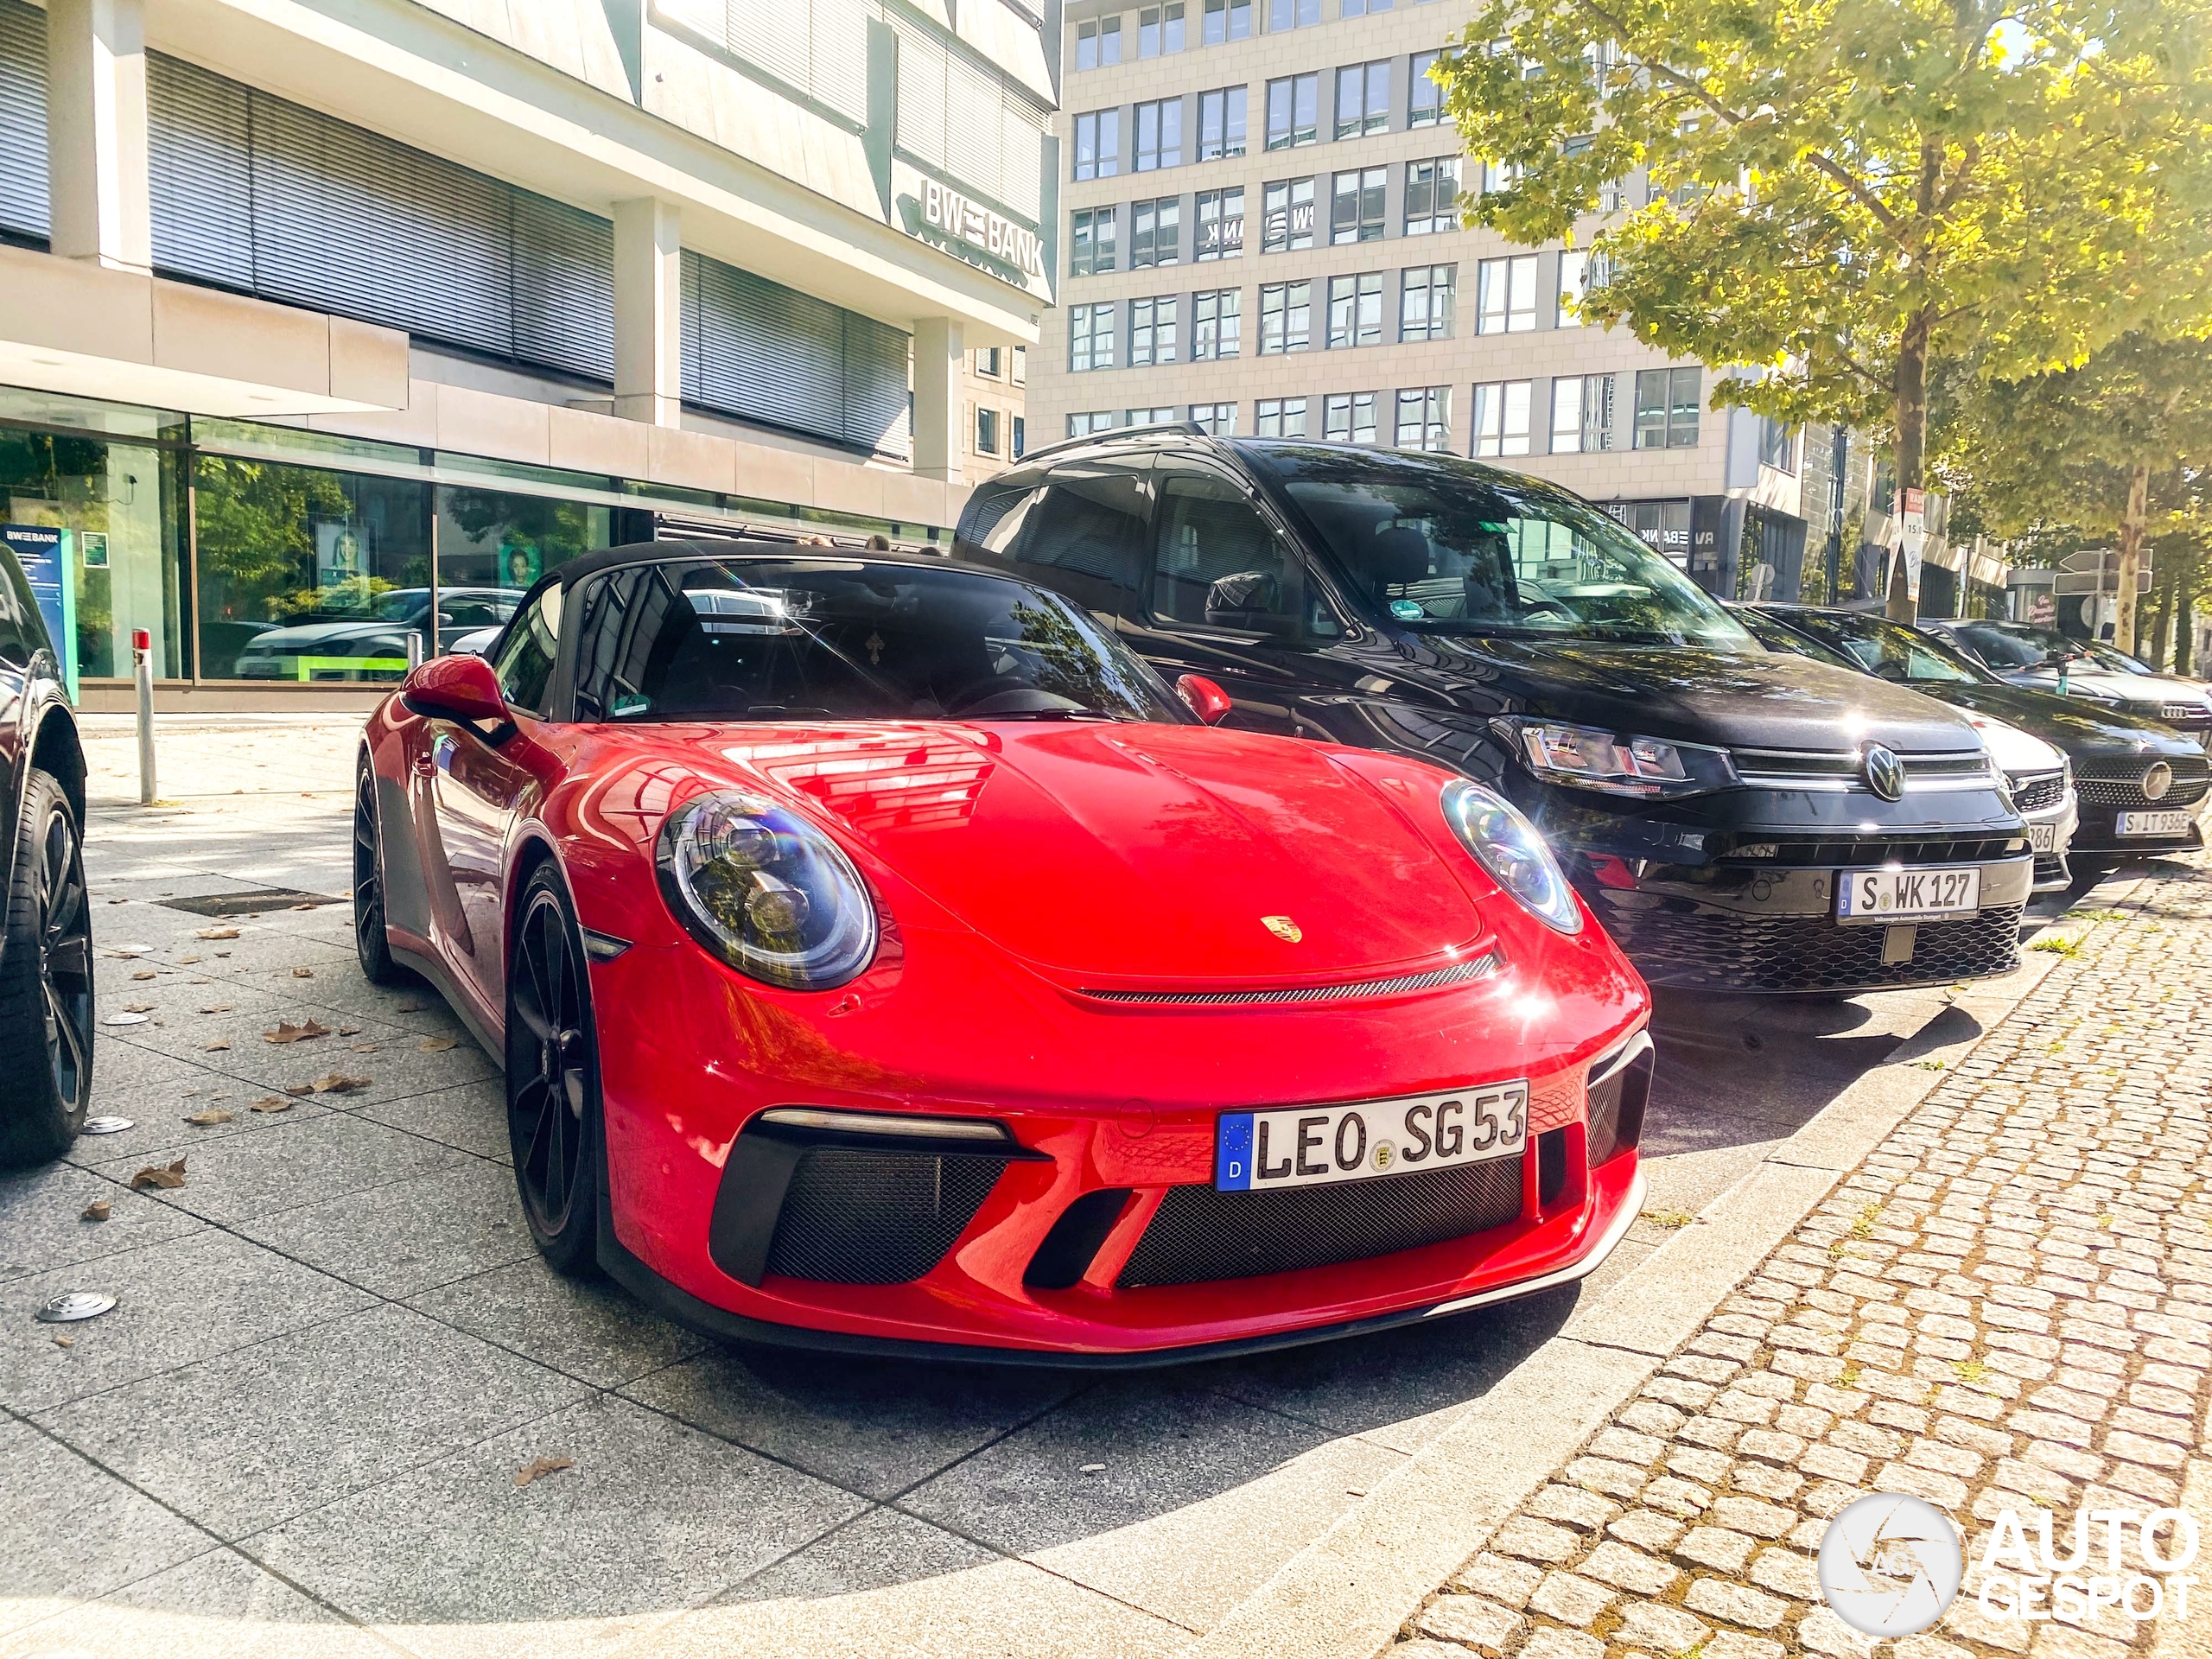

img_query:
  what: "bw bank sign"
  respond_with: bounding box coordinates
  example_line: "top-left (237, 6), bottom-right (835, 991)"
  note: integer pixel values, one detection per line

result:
top-left (907, 181), bottom-right (1046, 280)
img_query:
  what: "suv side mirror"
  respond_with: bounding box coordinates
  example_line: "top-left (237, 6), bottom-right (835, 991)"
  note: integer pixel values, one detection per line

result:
top-left (1176, 674), bottom-right (1234, 726)
top-left (403, 652), bottom-right (510, 725)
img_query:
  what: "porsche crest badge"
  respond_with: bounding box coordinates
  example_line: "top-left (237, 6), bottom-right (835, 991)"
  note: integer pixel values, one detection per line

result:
top-left (1262, 915), bottom-right (1302, 943)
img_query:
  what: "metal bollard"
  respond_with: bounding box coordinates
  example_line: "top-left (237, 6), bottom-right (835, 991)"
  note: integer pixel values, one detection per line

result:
top-left (132, 627), bottom-right (156, 806)
top-left (407, 631), bottom-right (424, 672)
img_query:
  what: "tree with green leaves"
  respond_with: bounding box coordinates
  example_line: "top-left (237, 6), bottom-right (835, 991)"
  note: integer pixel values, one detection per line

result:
top-left (1434, 0), bottom-right (2212, 620)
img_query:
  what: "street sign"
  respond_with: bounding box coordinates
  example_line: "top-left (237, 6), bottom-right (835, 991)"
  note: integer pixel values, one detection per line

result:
top-left (2054, 569), bottom-right (2152, 596)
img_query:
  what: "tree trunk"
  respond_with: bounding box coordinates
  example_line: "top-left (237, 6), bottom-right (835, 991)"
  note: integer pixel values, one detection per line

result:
top-left (1885, 308), bottom-right (1933, 624)
top-left (2113, 462), bottom-right (2151, 652)
top-left (2147, 556), bottom-right (2176, 671)
top-left (2179, 567), bottom-right (2198, 676)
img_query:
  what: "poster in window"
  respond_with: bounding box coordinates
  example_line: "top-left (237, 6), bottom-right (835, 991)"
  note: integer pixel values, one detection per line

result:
top-left (315, 520), bottom-right (369, 591)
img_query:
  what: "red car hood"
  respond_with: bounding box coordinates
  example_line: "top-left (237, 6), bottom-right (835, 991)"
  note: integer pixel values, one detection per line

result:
top-left (689, 721), bottom-right (1489, 985)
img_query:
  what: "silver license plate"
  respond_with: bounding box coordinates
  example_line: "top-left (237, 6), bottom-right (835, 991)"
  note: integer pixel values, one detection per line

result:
top-left (2116, 810), bottom-right (2189, 836)
top-left (2028, 823), bottom-right (2056, 853)
top-left (1837, 866), bottom-right (1980, 923)
top-left (1216, 1083), bottom-right (1528, 1192)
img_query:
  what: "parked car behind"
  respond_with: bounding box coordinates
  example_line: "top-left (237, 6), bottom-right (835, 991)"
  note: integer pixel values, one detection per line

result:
top-left (1744, 604), bottom-right (2208, 868)
top-left (957, 432), bottom-right (2034, 995)
top-left (1922, 617), bottom-right (2212, 748)
top-left (233, 587), bottom-right (520, 681)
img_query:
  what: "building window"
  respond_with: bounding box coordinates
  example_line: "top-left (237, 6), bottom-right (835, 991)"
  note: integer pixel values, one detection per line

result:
top-left (1132, 197), bottom-right (1182, 267)
top-left (1556, 250), bottom-right (1588, 327)
top-left (1268, 0), bottom-right (1321, 25)
top-left (1408, 49), bottom-right (1442, 126)
top-left (1076, 16), bottom-right (1123, 70)
top-left (1331, 168), bottom-right (1387, 244)
top-left (976, 406), bottom-right (1001, 455)
top-left (1192, 402), bottom-right (1238, 435)
top-left (1473, 380), bottom-right (1534, 457)
top-left (1476, 254), bottom-right (1538, 333)
top-left (1203, 0), bottom-right (1253, 42)
top-left (1256, 397), bottom-right (1310, 436)
top-left (1480, 157), bottom-right (1522, 194)
top-left (975, 346), bottom-right (1002, 378)
top-left (1128, 405), bottom-right (1178, 425)
top-left (1335, 61), bottom-right (1391, 139)
top-left (1549, 373), bottom-right (1613, 454)
top-left (1265, 73), bottom-right (1320, 149)
top-left (1262, 177), bottom-right (1317, 252)
top-left (1324, 391), bottom-right (1377, 443)
top-left (1012, 415), bottom-right (1027, 457)
top-left (1074, 111), bottom-right (1122, 180)
top-left (1635, 367), bottom-right (1702, 449)
top-left (1326, 271), bottom-right (1384, 348)
top-left (1012, 346), bottom-right (1027, 385)
top-left (1193, 288), bottom-right (1243, 359)
top-left (1400, 264), bottom-right (1455, 340)
top-left (1068, 411), bottom-right (1120, 437)
top-left (1077, 20), bottom-right (1097, 70)
top-left (1135, 99), bottom-right (1185, 170)
top-left (1071, 302), bottom-right (1118, 372)
top-left (1130, 296), bottom-right (1182, 366)
top-left (1070, 207), bottom-right (1119, 276)
top-left (1259, 280), bottom-right (1313, 354)
top-left (1759, 417), bottom-right (1798, 474)
top-left (1196, 187), bottom-right (1245, 258)
top-left (1343, 0), bottom-right (1395, 12)
top-left (1140, 3), bottom-right (1186, 55)
top-left (1198, 86), bottom-right (1249, 160)
top-left (1396, 386), bottom-right (1451, 452)
top-left (1403, 156), bottom-right (1461, 235)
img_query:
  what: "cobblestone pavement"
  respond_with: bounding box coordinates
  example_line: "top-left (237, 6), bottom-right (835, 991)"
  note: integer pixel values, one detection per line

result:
top-left (1395, 855), bottom-right (2212, 1659)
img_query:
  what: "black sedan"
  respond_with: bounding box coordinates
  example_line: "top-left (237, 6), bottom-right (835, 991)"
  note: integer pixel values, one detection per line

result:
top-left (1745, 605), bottom-right (2209, 865)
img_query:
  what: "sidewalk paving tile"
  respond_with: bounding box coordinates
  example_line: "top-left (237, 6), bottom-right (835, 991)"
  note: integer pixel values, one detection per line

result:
top-left (407, 1257), bottom-right (706, 1390)
top-left (235, 1159), bottom-right (534, 1299)
top-left (0, 1159), bottom-right (207, 1284)
top-left (88, 1114), bottom-right (470, 1226)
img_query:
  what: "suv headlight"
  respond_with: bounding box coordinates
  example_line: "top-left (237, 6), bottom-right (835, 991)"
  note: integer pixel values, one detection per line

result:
top-left (656, 791), bottom-right (878, 990)
top-left (1443, 779), bottom-right (1583, 935)
top-left (1503, 719), bottom-right (1738, 798)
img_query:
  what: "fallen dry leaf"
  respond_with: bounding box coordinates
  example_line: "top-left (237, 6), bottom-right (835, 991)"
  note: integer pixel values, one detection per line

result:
top-left (397, 1001), bottom-right (429, 1014)
top-left (105, 949), bottom-right (144, 960)
top-left (194, 927), bottom-right (239, 941)
top-left (203, 1039), bottom-right (231, 1052)
top-left (292, 967), bottom-right (314, 978)
top-left (350, 1043), bottom-right (378, 1053)
top-left (311, 1073), bottom-right (372, 1095)
top-left (263, 1020), bottom-right (332, 1046)
top-left (418, 1036), bottom-right (458, 1052)
top-left (514, 1455), bottom-right (575, 1489)
top-left (130, 1159), bottom-right (187, 1190)
top-left (123, 1002), bottom-right (154, 1014)
top-left (248, 1096), bottom-right (294, 1113)
top-left (213, 952), bottom-right (230, 959)
top-left (130, 970), bottom-right (156, 982)
top-left (284, 1083), bottom-right (315, 1097)
top-left (183, 1109), bottom-right (234, 1126)
top-left (177, 955), bottom-right (201, 964)
top-left (53, 1334), bottom-right (73, 1348)
top-left (79, 1200), bottom-right (111, 1223)
top-left (107, 898), bottom-right (128, 906)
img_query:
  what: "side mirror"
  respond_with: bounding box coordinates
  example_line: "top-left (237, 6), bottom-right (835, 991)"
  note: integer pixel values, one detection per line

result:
top-left (403, 652), bottom-right (510, 724)
top-left (1176, 674), bottom-right (1234, 726)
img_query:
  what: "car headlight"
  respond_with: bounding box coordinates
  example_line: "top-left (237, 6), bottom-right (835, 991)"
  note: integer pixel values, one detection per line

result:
top-left (1503, 719), bottom-right (1738, 798)
top-left (655, 791), bottom-right (878, 990)
top-left (1442, 779), bottom-right (1584, 935)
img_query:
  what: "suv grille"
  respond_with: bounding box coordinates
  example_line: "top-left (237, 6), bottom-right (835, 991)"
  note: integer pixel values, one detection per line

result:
top-left (1117, 1156), bottom-right (1525, 1288)
top-left (764, 1148), bottom-right (1006, 1284)
top-left (1599, 901), bottom-right (2026, 992)
top-left (1731, 747), bottom-right (1989, 789)
top-left (1732, 836), bottom-right (2017, 868)
top-left (2074, 754), bottom-right (2209, 810)
top-left (2009, 772), bottom-right (2068, 814)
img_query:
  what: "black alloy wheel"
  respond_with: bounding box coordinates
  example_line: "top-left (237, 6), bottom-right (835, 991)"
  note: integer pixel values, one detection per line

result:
top-left (352, 755), bottom-right (408, 986)
top-left (505, 868), bottom-right (601, 1274)
top-left (0, 770), bottom-right (93, 1166)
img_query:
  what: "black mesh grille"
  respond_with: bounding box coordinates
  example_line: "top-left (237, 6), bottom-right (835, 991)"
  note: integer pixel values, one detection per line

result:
top-left (1117, 1155), bottom-right (1525, 1288)
top-left (1599, 901), bottom-right (2026, 992)
top-left (2034, 854), bottom-right (2069, 887)
top-left (2074, 756), bottom-right (2209, 809)
top-left (1586, 1075), bottom-right (1635, 1167)
top-left (1745, 836), bottom-right (2016, 868)
top-left (2010, 773), bottom-right (2068, 813)
top-left (763, 1148), bottom-right (1006, 1284)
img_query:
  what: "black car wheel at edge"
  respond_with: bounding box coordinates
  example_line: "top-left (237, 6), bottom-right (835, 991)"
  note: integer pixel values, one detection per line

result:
top-left (0, 534), bottom-right (92, 1167)
top-left (957, 430), bottom-right (2034, 996)
top-left (1744, 603), bottom-right (2209, 865)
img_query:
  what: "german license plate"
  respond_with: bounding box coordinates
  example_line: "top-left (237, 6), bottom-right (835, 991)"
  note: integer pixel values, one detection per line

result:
top-left (1836, 866), bottom-right (1980, 923)
top-left (2028, 823), bottom-right (2056, 853)
top-left (2117, 810), bottom-right (2190, 836)
top-left (1216, 1083), bottom-right (1528, 1192)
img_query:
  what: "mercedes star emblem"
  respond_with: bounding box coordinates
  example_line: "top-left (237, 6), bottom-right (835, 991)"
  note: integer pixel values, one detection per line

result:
top-left (2142, 760), bottom-right (2173, 802)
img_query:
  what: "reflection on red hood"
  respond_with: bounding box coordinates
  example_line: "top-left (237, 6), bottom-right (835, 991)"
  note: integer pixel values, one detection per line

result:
top-left (677, 721), bottom-right (1491, 984)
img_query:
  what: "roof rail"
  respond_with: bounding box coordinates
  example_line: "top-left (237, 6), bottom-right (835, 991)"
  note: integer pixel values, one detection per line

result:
top-left (1013, 418), bottom-right (1211, 467)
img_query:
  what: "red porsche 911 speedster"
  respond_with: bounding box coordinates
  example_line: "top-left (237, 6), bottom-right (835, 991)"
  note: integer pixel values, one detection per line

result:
top-left (354, 541), bottom-right (1653, 1363)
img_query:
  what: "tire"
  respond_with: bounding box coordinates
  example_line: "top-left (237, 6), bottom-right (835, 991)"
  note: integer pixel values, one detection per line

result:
top-left (0, 769), bottom-right (94, 1166)
top-left (353, 753), bottom-right (411, 988)
top-left (505, 864), bottom-right (602, 1275)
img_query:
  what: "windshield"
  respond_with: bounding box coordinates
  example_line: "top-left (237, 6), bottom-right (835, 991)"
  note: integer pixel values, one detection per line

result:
top-left (1248, 445), bottom-right (1755, 649)
top-left (1954, 620), bottom-right (2070, 669)
top-left (1768, 611), bottom-right (1981, 684)
top-left (2084, 641), bottom-right (2155, 676)
top-left (1734, 607), bottom-right (1858, 668)
top-left (569, 556), bottom-right (1186, 724)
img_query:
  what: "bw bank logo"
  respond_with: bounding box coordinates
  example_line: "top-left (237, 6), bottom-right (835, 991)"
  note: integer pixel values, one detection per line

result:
top-left (1818, 1493), bottom-right (1965, 1637)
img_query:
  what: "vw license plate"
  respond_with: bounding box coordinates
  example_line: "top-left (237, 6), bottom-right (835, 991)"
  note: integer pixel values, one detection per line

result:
top-left (2028, 823), bottom-right (2057, 854)
top-left (1837, 866), bottom-right (1980, 923)
top-left (2117, 810), bottom-right (2190, 836)
top-left (1216, 1083), bottom-right (1527, 1192)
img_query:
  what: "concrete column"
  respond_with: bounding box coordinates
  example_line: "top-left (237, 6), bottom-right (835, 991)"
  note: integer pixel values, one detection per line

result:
top-left (912, 316), bottom-right (965, 485)
top-left (45, 0), bottom-right (152, 272)
top-left (613, 197), bottom-right (682, 426)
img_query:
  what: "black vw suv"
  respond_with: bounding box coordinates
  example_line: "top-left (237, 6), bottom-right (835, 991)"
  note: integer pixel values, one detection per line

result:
top-left (957, 431), bottom-right (2033, 995)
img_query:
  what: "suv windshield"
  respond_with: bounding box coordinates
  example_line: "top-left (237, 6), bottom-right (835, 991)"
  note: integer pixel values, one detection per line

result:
top-left (1245, 445), bottom-right (1754, 649)
top-left (569, 556), bottom-right (1185, 724)
top-left (1953, 620), bottom-right (2072, 669)
top-left (2084, 641), bottom-right (2155, 676)
top-left (1766, 610), bottom-right (1981, 684)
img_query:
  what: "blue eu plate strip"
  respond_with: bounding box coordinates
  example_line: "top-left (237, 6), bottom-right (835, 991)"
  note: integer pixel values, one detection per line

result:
top-left (1216, 1112), bottom-right (1254, 1192)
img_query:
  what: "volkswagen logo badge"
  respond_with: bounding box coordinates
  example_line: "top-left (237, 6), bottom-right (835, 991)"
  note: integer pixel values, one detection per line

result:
top-left (1862, 744), bottom-right (1906, 802)
top-left (2142, 760), bottom-right (2173, 803)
